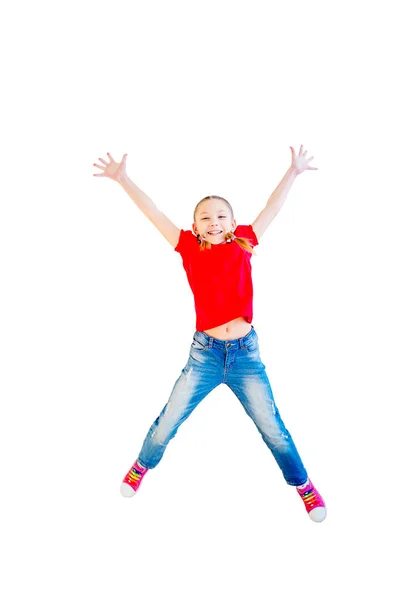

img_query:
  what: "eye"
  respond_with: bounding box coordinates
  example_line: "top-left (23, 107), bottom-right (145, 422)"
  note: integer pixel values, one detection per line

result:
top-left (201, 216), bottom-right (227, 220)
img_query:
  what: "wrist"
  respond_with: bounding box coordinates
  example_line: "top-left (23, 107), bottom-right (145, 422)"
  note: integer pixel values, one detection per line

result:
top-left (118, 172), bottom-right (130, 186)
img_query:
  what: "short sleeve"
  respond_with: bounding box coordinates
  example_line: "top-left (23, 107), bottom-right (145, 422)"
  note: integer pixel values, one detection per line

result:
top-left (235, 224), bottom-right (259, 247)
top-left (174, 229), bottom-right (198, 254)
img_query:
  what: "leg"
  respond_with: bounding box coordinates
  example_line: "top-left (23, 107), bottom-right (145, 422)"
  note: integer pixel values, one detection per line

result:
top-left (225, 335), bottom-right (308, 486)
top-left (137, 338), bottom-right (223, 469)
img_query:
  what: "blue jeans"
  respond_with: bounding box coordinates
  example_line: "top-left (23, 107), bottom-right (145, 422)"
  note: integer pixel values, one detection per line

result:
top-left (138, 326), bottom-right (308, 486)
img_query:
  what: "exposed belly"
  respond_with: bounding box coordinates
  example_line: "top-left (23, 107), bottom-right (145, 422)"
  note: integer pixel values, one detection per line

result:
top-left (202, 317), bottom-right (252, 340)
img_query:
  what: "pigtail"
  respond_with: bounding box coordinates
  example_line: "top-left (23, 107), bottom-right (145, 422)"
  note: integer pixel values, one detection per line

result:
top-left (197, 235), bottom-right (211, 251)
top-left (226, 232), bottom-right (256, 255)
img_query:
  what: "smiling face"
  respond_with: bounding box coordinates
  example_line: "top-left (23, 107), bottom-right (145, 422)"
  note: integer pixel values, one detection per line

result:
top-left (193, 198), bottom-right (236, 245)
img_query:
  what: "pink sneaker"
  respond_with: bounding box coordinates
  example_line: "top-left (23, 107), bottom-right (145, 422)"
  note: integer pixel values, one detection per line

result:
top-left (296, 479), bottom-right (326, 522)
top-left (120, 460), bottom-right (149, 497)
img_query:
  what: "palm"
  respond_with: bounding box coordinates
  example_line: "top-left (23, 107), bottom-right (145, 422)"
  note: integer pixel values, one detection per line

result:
top-left (93, 153), bottom-right (127, 182)
top-left (290, 145), bottom-right (317, 174)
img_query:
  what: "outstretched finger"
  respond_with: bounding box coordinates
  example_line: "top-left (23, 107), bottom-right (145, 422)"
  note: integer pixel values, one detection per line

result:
top-left (99, 158), bottom-right (108, 166)
top-left (107, 152), bottom-right (115, 162)
top-left (299, 144), bottom-right (303, 155)
top-left (307, 166), bottom-right (318, 170)
top-left (307, 156), bottom-right (317, 170)
top-left (93, 162), bottom-right (105, 170)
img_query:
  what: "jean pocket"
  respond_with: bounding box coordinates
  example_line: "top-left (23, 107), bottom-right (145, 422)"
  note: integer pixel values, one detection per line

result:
top-left (244, 337), bottom-right (259, 353)
top-left (191, 337), bottom-right (208, 352)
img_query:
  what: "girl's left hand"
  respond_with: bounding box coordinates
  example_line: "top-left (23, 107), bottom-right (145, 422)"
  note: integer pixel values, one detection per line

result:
top-left (290, 145), bottom-right (318, 174)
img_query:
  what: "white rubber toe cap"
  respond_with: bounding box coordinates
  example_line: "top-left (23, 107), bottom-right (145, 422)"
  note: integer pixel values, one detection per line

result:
top-left (120, 482), bottom-right (136, 497)
top-left (309, 507), bottom-right (327, 522)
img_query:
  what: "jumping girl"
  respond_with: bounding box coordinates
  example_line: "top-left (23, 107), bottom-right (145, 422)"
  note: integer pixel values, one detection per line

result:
top-left (93, 145), bottom-right (326, 523)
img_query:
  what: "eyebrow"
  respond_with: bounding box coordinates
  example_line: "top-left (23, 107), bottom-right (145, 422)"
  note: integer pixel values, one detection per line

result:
top-left (199, 209), bottom-right (228, 215)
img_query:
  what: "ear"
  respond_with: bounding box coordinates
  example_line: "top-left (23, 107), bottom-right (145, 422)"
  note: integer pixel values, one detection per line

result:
top-left (192, 223), bottom-right (198, 236)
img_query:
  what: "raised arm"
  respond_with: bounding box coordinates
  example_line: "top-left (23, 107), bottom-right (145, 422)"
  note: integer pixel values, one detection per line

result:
top-left (251, 145), bottom-right (317, 242)
top-left (93, 153), bottom-right (181, 249)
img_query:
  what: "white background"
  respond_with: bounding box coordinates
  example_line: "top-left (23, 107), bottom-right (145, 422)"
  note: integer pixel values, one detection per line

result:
top-left (1, 0), bottom-right (399, 598)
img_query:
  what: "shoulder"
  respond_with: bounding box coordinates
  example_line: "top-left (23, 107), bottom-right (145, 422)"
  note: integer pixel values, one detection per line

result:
top-left (174, 229), bottom-right (198, 254)
top-left (235, 224), bottom-right (259, 247)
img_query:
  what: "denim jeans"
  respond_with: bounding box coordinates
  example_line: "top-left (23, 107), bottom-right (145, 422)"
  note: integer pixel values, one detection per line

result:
top-left (138, 326), bottom-right (308, 486)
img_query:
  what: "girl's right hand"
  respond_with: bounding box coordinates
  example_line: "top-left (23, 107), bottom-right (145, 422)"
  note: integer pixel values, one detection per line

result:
top-left (93, 153), bottom-right (128, 182)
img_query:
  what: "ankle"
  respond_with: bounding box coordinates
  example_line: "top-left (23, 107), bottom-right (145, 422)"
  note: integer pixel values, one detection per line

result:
top-left (296, 479), bottom-right (309, 490)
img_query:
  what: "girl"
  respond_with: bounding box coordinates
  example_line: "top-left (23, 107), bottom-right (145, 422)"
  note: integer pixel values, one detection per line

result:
top-left (93, 146), bottom-right (326, 523)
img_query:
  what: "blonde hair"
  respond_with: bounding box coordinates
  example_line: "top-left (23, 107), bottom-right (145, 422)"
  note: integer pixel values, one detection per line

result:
top-left (194, 196), bottom-right (256, 255)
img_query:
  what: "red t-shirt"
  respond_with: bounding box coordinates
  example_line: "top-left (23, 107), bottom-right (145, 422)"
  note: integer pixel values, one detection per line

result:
top-left (174, 225), bottom-right (259, 331)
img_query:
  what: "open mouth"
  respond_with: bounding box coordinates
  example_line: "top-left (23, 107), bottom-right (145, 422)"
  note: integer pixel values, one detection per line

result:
top-left (208, 231), bottom-right (222, 236)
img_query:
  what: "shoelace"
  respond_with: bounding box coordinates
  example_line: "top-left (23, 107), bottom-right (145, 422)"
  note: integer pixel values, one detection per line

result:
top-left (125, 464), bottom-right (146, 489)
top-left (299, 486), bottom-right (322, 509)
